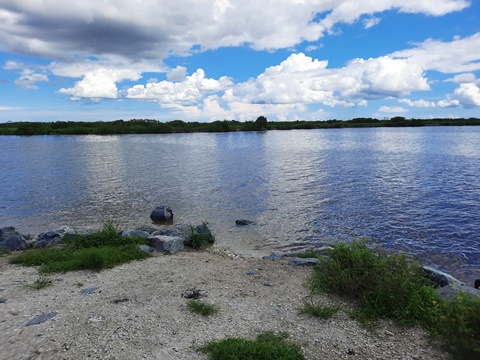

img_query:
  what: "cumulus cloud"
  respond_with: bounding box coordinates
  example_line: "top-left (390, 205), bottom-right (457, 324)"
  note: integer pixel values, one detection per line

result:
top-left (439, 83), bottom-right (480, 108)
top-left (59, 68), bottom-right (142, 101)
top-left (446, 73), bottom-right (478, 84)
top-left (391, 33), bottom-right (480, 73)
top-left (224, 53), bottom-right (429, 107)
top-left (124, 69), bottom-right (232, 106)
top-left (167, 66), bottom-right (187, 82)
top-left (14, 73), bottom-right (48, 89)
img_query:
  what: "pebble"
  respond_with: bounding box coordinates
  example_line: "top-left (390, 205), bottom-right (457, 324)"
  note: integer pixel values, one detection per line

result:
top-left (26, 312), bottom-right (57, 326)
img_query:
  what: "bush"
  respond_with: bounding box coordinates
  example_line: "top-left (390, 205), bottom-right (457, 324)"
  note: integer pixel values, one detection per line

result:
top-left (437, 294), bottom-right (480, 359)
top-left (310, 240), bottom-right (440, 326)
top-left (299, 301), bottom-right (342, 319)
top-left (197, 331), bottom-right (305, 360)
top-left (185, 223), bottom-right (215, 249)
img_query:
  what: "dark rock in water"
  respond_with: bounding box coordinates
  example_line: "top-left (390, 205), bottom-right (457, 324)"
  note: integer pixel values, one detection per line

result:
top-left (26, 312), bottom-right (57, 326)
top-left (0, 298), bottom-right (7, 304)
top-left (422, 266), bottom-right (464, 288)
top-left (287, 257), bottom-right (318, 267)
top-left (194, 223), bottom-right (215, 243)
top-left (150, 206), bottom-right (173, 222)
top-left (475, 279), bottom-right (480, 289)
top-left (121, 229), bottom-right (150, 238)
top-left (148, 235), bottom-right (184, 254)
top-left (262, 252), bottom-right (287, 261)
top-left (0, 226), bottom-right (27, 251)
top-left (235, 219), bottom-right (256, 226)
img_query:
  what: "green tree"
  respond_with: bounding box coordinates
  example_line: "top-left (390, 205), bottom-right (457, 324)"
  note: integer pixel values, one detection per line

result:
top-left (255, 116), bottom-right (268, 130)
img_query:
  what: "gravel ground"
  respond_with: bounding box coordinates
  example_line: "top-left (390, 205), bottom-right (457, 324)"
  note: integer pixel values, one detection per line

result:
top-left (0, 250), bottom-right (450, 360)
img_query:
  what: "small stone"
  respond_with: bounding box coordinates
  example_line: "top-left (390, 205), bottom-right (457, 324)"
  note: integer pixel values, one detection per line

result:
top-left (0, 298), bottom-right (7, 304)
top-left (263, 283), bottom-right (273, 287)
top-left (182, 288), bottom-right (201, 299)
top-left (287, 257), bottom-right (318, 267)
top-left (80, 287), bottom-right (96, 295)
top-left (26, 312), bottom-right (57, 326)
top-left (235, 219), bottom-right (256, 226)
top-left (246, 269), bottom-right (259, 276)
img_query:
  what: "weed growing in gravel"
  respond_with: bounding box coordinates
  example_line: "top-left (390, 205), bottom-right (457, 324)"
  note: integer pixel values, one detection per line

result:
top-left (26, 276), bottom-right (52, 290)
top-left (10, 222), bottom-right (150, 273)
top-left (299, 300), bottom-right (342, 319)
top-left (187, 300), bottom-right (219, 316)
top-left (197, 331), bottom-right (305, 360)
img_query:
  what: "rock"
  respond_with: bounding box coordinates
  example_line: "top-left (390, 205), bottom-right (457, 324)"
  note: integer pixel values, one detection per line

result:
top-left (182, 288), bottom-right (201, 299)
top-left (246, 269), bottom-right (259, 276)
top-left (0, 226), bottom-right (27, 251)
top-left (80, 287), bottom-right (96, 295)
top-left (422, 266), bottom-right (464, 288)
top-left (150, 206), bottom-right (173, 222)
top-left (436, 283), bottom-right (480, 302)
top-left (138, 244), bottom-right (154, 253)
top-left (26, 312), bottom-right (57, 326)
top-left (287, 257), bottom-right (318, 267)
top-left (0, 298), bottom-right (7, 304)
top-left (121, 229), bottom-right (150, 238)
top-left (194, 223), bottom-right (215, 243)
top-left (262, 252), bottom-right (287, 261)
top-left (475, 279), bottom-right (480, 289)
top-left (151, 224), bottom-right (191, 238)
top-left (136, 225), bottom-right (158, 234)
top-left (148, 235), bottom-right (184, 254)
top-left (235, 219), bottom-right (256, 226)
top-left (28, 226), bottom-right (71, 248)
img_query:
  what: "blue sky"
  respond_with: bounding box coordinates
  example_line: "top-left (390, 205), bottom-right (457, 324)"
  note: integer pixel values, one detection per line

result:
top-left (0, 0), bottom-right (479, 123)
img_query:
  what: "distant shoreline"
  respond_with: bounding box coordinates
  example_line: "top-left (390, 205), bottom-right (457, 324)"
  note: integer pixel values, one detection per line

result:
top-left (1, 117), bottom-right (480, 135)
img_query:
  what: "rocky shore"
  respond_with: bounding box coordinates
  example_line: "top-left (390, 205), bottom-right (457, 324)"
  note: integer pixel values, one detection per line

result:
top-left (1, 219), bottom-right (479, 359)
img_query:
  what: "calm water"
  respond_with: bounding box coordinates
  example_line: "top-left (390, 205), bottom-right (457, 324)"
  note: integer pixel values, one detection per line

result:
top-left (1, 127), bottom-right (479, 283)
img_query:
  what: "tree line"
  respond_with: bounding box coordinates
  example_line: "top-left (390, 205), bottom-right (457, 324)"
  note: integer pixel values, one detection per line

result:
top-left (0, 116), bottom-right (479, 136)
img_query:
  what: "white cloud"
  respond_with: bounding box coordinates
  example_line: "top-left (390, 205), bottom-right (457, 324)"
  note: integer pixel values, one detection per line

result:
top-left (391, 33), bottom-right (480, 73)
top-left (225, 53), bottom-right (429, 107)
top-left (124, 69), bottom-right (232, 106)
top-left (59, 68), bottom-right (142, 101)
top-left (14, 73), bottom-right (48, 90)
top-left (0, 106), bottom-right (19, 110)
top-left (438, 83), bottom-right (480, 108)
top-left (0, 0), bottom-right (470, 63)
top-left (363, 17), bottom-right (381, 29)
top-left (378, 106), bottom-right (409, 113)
top-left (167, 66), bottom-right (187, 82)
top-left (446, 73), bottom-right (478, 84)
top-left (399, 99), bottom-right (436, 108)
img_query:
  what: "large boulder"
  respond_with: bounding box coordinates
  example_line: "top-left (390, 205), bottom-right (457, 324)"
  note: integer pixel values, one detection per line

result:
top-left (423, 266), bottom-right (465, 288)
top-left (150, 206), bottom-right (173, 222)
top-left (0, 226), bottom-right (27, 251)
top-left (151, 224), bottom-right (191, 238)
top-left (121, 229), bottom-right (150, 238)
top-left (148, 235), bottom-right (184, 254)
top-left (436, 283), bottom-right (480, 302)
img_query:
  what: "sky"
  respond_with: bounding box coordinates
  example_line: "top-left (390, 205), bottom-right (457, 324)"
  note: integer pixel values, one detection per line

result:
top-left (0, 0), bottom-right (479, 123)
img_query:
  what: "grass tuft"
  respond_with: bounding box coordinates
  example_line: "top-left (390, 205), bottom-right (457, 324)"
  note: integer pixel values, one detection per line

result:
top-left (185, 222), bottom-right (215, 250)
top-left (299, 301), bottom-right (342, 319)
top-left (26, 276), bottom-right (52, 290)
top-left (187, 300), bottom-right (219, 316)
top-left (197, 331), bottom-right (305, 360)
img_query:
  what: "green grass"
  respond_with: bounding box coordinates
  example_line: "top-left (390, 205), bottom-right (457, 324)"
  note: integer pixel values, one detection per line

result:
top-left (184, 223), bottom-right (215, 249)
top-left (26, 276), bottom-right (52, 290)
top-left (299, 301), bottom-right (342, 319)
top-left (9, 222), bottom-right (150, 273)
top-left (309, 240), bottom-right (480, 359)
top-left (187, 299), bottom-right (219, 316)
top-left (197, 331), bottom-right (305, 360)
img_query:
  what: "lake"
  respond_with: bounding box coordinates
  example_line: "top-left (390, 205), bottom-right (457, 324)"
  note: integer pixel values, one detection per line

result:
top-left (1, 127), bottom-right (479, 283)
